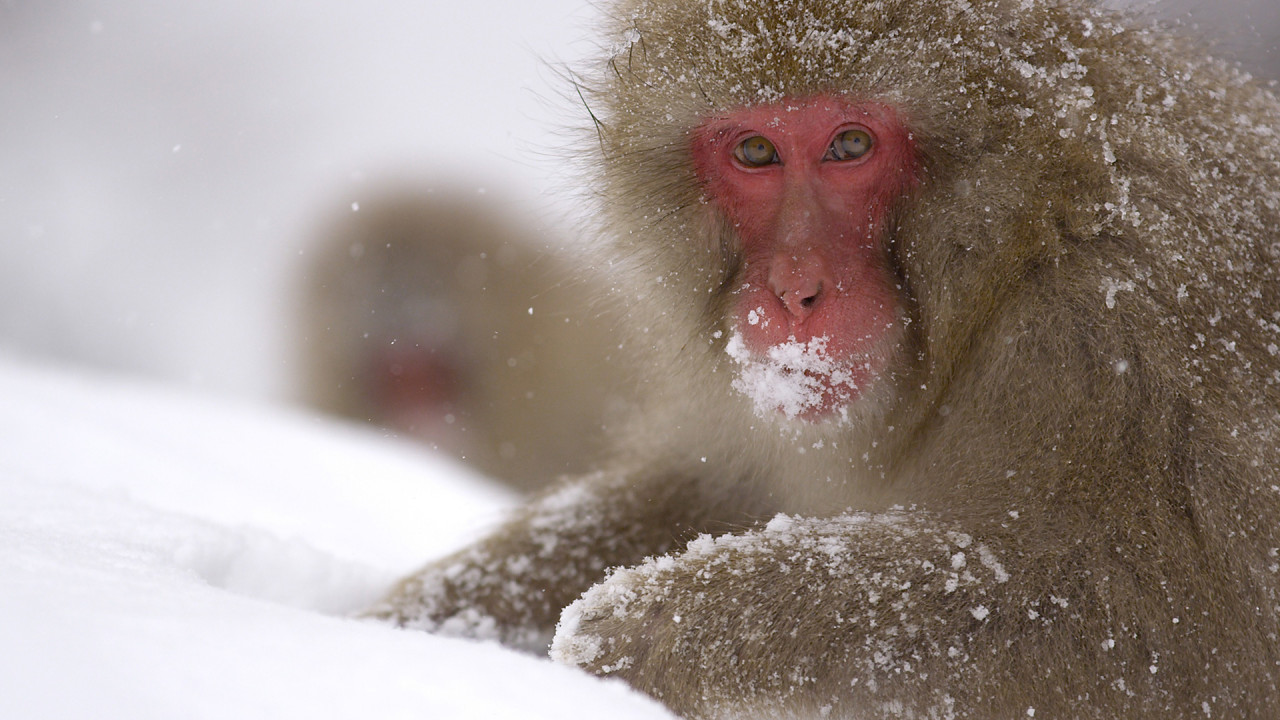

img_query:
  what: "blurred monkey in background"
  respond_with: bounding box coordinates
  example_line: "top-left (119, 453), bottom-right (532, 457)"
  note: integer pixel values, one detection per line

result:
top-left (296, 188), bottom-right (630, 491)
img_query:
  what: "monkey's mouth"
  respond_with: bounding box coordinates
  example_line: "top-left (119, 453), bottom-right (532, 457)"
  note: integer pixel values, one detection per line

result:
top-left (724, 333), bottom-right (864, 421)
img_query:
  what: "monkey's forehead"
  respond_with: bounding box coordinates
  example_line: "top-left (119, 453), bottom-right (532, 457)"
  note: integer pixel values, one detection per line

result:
top-left (585, 0), bottom-right (1274, 144)
top-left (594, 0), bottom-right (1097, 120)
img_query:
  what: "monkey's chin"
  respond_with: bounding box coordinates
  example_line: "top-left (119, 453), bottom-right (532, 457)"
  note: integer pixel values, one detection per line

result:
top-left (724, 333), bottom-right (872, 424)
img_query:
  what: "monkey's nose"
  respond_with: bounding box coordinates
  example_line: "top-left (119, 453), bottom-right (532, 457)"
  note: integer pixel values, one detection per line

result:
top-left (774, 278), bottom-right (823, 322)
top-left (767, 249), bottom-right (832, 323)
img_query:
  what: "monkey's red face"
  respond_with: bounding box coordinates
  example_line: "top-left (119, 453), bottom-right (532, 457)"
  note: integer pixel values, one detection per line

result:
top-left (693, 97), bottom-right (917, 421)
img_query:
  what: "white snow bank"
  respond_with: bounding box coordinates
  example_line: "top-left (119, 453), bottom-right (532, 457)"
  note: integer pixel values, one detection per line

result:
top-left (0, 356), bottom-right (673, 720)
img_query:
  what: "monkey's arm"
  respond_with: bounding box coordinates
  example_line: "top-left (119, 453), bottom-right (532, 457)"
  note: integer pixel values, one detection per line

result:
top-left (552, 512), bottom-right (1129, 719)
top-left (367, 465), bottom-right (752, 651)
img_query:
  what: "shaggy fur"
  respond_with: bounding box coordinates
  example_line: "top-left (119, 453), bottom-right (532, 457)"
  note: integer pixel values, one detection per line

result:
top-left (373, 1), bottom-right (1280, 716)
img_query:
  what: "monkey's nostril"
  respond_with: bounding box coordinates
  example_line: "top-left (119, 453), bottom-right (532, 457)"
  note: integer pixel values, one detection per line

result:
top-left (799, 281), bottom-right (822, 309)
top-left (776, 280), bottom-right (822, 319)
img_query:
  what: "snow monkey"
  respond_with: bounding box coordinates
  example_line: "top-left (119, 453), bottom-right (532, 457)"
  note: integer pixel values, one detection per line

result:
top-left (297, 189), bottom-right (629, 490)
top-left (370, 0), bottom-right (1280, 716)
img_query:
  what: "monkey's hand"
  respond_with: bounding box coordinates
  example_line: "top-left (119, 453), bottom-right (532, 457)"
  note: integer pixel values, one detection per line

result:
top-left (367, 469), bottom-right (722, 653)
top-left (551, 512), bottom-right (1029, 718)
top-left (365, 540), bottom-right (561, 653)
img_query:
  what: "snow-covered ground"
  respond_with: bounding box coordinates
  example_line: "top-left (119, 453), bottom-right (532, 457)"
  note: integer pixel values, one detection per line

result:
top-left (0, 356), bottom-right (673, 719)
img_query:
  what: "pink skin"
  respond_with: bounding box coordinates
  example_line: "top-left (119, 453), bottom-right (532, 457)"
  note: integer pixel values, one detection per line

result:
top-left (692, 96), bottom-right (918, 418)
top-left (369, 346), bottom-right (468, 447)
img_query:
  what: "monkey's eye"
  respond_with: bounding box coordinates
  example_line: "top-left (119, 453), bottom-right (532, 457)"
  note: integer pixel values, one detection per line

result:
top-left (733, 135), bottom-right (779, 167)
top-left (826, 129), bottom-right (873, 161)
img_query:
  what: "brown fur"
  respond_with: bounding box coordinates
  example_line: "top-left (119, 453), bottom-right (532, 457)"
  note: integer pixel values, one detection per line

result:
top-left (372, 1), bottom-right (1280, 716)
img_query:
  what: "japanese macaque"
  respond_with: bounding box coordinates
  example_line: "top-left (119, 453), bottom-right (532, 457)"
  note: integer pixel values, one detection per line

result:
top-left (297, 190), bottom-right (628, 490)
top-left (370, 0), bottom-right (1280, 717)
